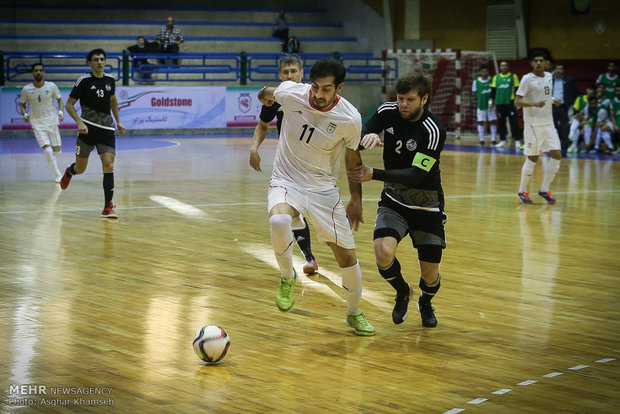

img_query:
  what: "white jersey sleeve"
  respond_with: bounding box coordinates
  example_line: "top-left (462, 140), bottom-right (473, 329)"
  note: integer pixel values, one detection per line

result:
top-left (271, 81), bottom-right (362, 192)
top-left (20, 81), bottom-right (61, 128)
top-left (517, 72), bottom-right (554, 126)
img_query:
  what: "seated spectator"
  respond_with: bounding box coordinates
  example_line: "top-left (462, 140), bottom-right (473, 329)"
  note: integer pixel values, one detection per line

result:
top-left (156, 16), bottom-right (184, 65)
top-left (272, 7), bottom-right (289, 52)
top-left (127, 36), bottom-right (155, 84)
top-left (568, 84), bottom-right (595, 154)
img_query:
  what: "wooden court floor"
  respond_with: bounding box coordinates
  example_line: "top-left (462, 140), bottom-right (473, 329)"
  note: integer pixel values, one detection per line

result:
top-left (1, 135), bottom-right (619, 413)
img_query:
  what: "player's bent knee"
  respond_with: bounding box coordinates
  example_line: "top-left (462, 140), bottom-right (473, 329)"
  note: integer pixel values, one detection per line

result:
top-left (269, 214), bottom-right (292, 231)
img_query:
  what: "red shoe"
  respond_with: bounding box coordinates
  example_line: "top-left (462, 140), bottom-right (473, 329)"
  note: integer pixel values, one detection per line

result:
top-left (101, 202), bottom-right (119, 219)
top-left (60, 167), bottom-right (72, 190)
top-left (537, 191), bottom-right (556, 204)
top-left (517, 192), bottom-right (533, 204)
top-left (303, 258), bottom-right (319, 275)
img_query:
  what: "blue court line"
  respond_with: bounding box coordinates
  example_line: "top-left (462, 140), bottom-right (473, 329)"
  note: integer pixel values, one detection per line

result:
top-left (1, 5), bottom-right (328, 13)
top-left (1, 135), bottom-right (618, 162)
top-left (0, 19), bottom-right (342, 28)
top-left (0, 35), bottom-right (357, 42)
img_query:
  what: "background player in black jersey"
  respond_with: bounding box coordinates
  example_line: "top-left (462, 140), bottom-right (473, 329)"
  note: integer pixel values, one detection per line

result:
top-left (61, 48), bottom-right (125, 218)
top-left (348, 71), bottom-right (446, 328)
top-left (249, 54), bottom-right (319, 275)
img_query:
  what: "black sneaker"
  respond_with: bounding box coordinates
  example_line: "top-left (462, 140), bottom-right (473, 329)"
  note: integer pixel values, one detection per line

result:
top-left (392, 284), bottom-right (413, 324)
top-left (417, 299), bottom-right (437, 327)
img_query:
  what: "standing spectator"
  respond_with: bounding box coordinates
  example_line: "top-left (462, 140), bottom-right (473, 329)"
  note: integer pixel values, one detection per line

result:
top-left (348, 71), bottom-right (447, 328)
top-left (515, 48), bottom-right (562, 205)
top-left (256, 58), bottom-right (375, 336)
top-left (127, 36), bottom-right (155, 84)
top-left (19, 63), bottom-right (65, 182)
top-left (60, 48), bottom-right (125, 218)
top-left (611, 85), bottom-right (620, 151)
top-left (249, 54), bottom-right (319, 275)
top-left (596, 61), bottom-right (619, 100)
top-left (551, 63), bottom-right (579, 157)
top-left (156, 16), bottom-right (184, 65)
top-left (491, 61), bottom-right (523, 149)
top-left (472, 64), bottom-right (497, 146)
top-left (272, 7), bottom-right (289, 52)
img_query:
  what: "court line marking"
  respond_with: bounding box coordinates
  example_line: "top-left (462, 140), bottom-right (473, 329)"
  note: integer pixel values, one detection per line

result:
top-left (149, 195), bottom-right (214, 219)
top-left (443, 358), bottom-right (616, 413)
top-left (1, 188), bottom-right (619, 215)
top-left (242, 243), bottom-right (391, 312)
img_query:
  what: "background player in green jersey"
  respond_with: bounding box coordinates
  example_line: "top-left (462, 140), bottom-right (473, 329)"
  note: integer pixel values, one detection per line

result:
top-left (596, 62), bottom-right (618, 100)
top-left (491, 61), bottom-right (522, 148)
top-left (472, 64), bottom-right (497, 146)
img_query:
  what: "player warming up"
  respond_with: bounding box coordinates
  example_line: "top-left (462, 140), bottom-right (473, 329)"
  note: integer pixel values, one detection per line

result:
top-left (515, 49), bottom-right (562, 204)
top-left (348, 71), bottom-right (447, 328)
top-left (60, 48), bottom-right (125, 218)
top-left (19, 63), bottom-right (65, 182)
top-left (257, 58), bottom-right (375, 336)
top-left (249, 54), bottom-right (319, 275)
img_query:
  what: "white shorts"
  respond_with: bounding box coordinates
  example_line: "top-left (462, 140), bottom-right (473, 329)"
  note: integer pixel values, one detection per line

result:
top-left (32, 125), bottom-right (62, 148)
top-left (476, 108), bottom-right (497, 122)
top-left (267, 180), bottom-right (355, 249)
top-left (523, 124), bottom-right (561, 156)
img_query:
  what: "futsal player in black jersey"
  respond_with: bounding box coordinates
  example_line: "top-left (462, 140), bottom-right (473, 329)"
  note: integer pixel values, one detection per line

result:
top-left (61, 49), bottom-right (125, 218)
top-left (348, 71), bottom-right (446, 327)
top-left (249, 54), bottom-right (319, 275)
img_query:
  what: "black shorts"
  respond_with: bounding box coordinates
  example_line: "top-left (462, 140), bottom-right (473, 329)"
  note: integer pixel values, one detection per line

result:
top-left (373, 201), bottom-right (447, 249)
top-left (76, 124), bottom-right (116, 157)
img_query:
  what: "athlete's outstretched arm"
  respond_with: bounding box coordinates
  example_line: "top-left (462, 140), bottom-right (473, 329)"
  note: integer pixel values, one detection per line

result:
top-left (345, 148), bottom-right (364, 231)
top-left (258, 86), bottom-right (276, 106)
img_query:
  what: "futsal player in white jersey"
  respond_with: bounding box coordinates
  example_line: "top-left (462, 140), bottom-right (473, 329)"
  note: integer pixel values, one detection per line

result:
top-left (19, 63), bottom-right (65, 182)
top-left (257, 58), bottom-right (375, 336)
top-left (515, 49), bottom-right (562, 204)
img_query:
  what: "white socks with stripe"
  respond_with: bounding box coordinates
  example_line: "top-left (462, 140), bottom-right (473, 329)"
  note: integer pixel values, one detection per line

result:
top-left (43, 146), bottom-right (61, 176)
top-left (540, 158), bottom-right (560, 192)
top-left (341, 260), bottom-right (362, 315)
top-left (519, 158), bottom-right (536, 193)
top-left (270, 214), bottom-right (295, 279)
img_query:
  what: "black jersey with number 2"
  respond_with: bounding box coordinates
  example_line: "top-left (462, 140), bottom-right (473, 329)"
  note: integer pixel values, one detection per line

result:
top-left (70, 72), bottom-right (116, 130)
top-left (362, 102), bottom-right (446, 212)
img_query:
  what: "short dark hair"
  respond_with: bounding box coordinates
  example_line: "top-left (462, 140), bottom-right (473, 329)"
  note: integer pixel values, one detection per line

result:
top-left (479, 64), bottom-right (489, 71)
top-left (395, 71), bottom-right (433, 108)
top-left (31, 63), bottom-right (44, 71)
top-left (279, 54), bottom-right (302, 71)
top-left (587, 95), bottom-right (598, 103)
top-left (528, 48), bottom-right (549, 61)
top-left (309, 58), bottom-right (346, 86)
top-left (87, 48), bottom-right (107, 62)
top-left (137, 36), bottom-right (145, 41)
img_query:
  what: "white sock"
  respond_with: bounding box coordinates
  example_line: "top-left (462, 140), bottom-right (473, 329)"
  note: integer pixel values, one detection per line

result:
top-left (43, 147), bottom-right (61, 176)
top-left (540, 158), bottom-right (560, 192)
top-left (519, 159), bottom-right (536, 193)
top-left (269, 214), bottom-right (294, 279)
top-left (341, 260), bottom-right (362, 315)
top-left (490, 124), bottom-right (497, 141)
top-left (477, 125), bottom-right (485, 141)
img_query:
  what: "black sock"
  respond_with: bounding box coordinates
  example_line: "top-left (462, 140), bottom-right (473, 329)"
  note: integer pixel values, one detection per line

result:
top-left (378, 258), bottom-right (410, 295)
top-left (419, 273), bottom-right (441, 305)
top-left (67, 163), bottom-right (77, 176)
top-left (293, 218), bottom-right (313, 260)
top-left (103, 172), bottom-right (114, 208)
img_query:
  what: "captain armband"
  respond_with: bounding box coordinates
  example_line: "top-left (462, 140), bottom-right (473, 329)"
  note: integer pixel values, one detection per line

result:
top-left (412, 152), bottom-right (437, 172)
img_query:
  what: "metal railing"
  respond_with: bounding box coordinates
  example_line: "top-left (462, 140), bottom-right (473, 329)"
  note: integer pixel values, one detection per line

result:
top-left (1, 51), bottom-right (397, 85)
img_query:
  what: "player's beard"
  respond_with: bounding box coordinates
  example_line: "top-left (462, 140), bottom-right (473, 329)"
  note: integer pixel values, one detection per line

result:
top-left (312, 96), bottom-right (331, 110)
top-left (34, 74), bottom-right (43, 82)
top-left (401, 105), bottom-right (424, 121)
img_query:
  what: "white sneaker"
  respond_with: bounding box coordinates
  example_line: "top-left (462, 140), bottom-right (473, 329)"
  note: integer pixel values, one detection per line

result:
top-left (515, 140), bottom-right (522, 148)
top-left (54, 174), bottom-right (62, 183)
top-left (494, 141), bottom-right (506, 148)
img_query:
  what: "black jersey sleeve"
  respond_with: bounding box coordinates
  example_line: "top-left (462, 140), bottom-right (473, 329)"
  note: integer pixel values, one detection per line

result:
top-left (69, 78), bottom-right (83, 100)
top-left (372, 166), bottom-right (429, 186)
top-left (358, 107), bottom-right (386, 150)
top-left (259, 102), bottom-right (280, 123)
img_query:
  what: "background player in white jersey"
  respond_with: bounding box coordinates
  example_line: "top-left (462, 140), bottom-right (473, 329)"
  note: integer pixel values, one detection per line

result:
top-left (257, 58), bottom-right (375, 336)
top-left (19, 63), bottom-right (65, 182)
top-left (349, 71), bottom-right (447, 328)
top-left (60, 48), bottom-right (125, 218)
top-left (515, 49), bottom-right (562, 205)
top-left (250, 54), bottom-right (319, 275)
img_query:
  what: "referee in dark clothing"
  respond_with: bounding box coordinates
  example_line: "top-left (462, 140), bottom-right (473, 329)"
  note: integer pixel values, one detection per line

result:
top-left (551, 63), bottom-right (579, 157)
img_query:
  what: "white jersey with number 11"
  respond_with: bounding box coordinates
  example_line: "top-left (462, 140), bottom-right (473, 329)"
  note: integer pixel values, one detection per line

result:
top-left (272, 81), bottom-right (362, 192)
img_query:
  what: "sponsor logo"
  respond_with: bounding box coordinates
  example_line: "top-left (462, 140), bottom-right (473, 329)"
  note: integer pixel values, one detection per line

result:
top-left (386, 127), bottom-right (394, 134)
top-left (238, 93), bottom-right (251, 113)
